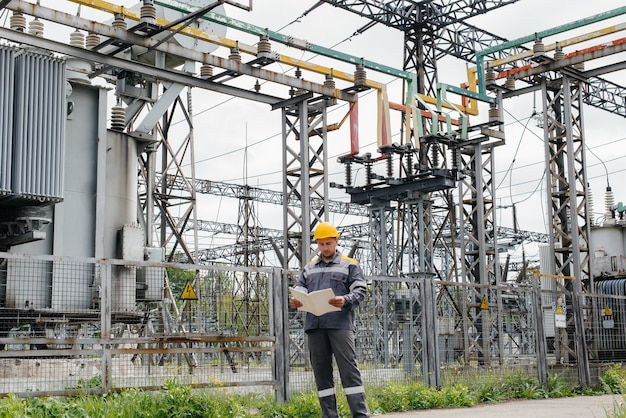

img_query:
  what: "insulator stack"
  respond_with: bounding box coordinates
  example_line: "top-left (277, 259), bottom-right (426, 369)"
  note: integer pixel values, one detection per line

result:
top-left (112, 14), bottom-right (127, 30)
top-left (140, 1), bottom-right (157, 24)
top-left (28, 18), bottom-right (44, 37)
top-left (431, 145), bottom-right (439, 167)
top-left (533, 38), bottom-right (545, 54)
top-left (323, 74), bottom-right (336, 103)
top-left (229, 47), bottom-right (242, 63)
top-left (257, 36), bottom-right (272, 57)
top-left (605, 186), bottom-right (615, 218)
top-left (364, 156), bottom-right (373, 186)
top-left (554, 44), bottom-right (565, 61)
top-left (323, 74), bottom-right (335, 90)
top-left (588, 186), bottom-right (594, 225)
top-left (505, 76), bottom-right (515, 90)
top-left (85, 33), bottom-right (101, 49)
top-left (452, 147), bottom-right (459, 172)
top-left (405, 150), bottom-right (414, 176)
top-left (70, 30), bottom-right (85, 49)
top-left (574, 62), bottom-right (585, 71)
top-left (345, 162), bottom-right (353, 187)
top-left (386, 152), bottom-right (393, 178)
top-left (488, 104), bottom-right (499, 122)
top-left (110, 105), bottom-right (126, 131)
top-left (200, 64), bottom-right (214, 78)
top-left (10, 12), bottom-right (26, 32)
top-left (485, 68), bottom-right (496, 85)
top-left (354, 63), bottom-right (367, 87)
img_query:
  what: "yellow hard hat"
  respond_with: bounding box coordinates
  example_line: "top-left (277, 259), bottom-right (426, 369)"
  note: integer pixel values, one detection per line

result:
top-left (313, 222), bottom-right (339, 240)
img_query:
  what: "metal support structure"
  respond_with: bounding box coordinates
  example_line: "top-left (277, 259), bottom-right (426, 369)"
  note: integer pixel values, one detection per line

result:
top-left (458, 140), bottom-right (502, 364)
top-left (367, 205), bottom-right (396, 366)
top-left (280, 95), bottom-right (330, 270)
top-left (540, 76), bottom-right (592, 386)
top-left (233, 186), bottom-right (268, 342)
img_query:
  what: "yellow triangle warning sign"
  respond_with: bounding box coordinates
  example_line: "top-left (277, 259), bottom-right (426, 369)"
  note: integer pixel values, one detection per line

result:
top-left (181, 281), bottom-right (198, 300)
top-left (480, 296), bottom-right (489, 310)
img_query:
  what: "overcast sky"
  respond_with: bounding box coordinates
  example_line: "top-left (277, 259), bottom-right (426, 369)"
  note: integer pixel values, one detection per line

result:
top-left (7, 1), bottom-right (626, 264)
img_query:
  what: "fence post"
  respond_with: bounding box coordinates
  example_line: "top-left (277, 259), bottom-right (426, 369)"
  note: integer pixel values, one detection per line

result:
top-left (532, 274), bottom-right (548, 385)
top-left (421, 275), bottom-right (440, 388)
top-left (272, 267), bottom-right (289, 402)
top-left (100, 261), bottom-right (112, 393)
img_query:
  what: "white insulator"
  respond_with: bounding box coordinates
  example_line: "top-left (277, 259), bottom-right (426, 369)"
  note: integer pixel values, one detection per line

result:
top-left (85, 33), bottom-right (101, 49)
top-left (485, 68), bottom-right (496, 83)
top-left (505, 76), bottom-right (515, 90)
top-left (110, 105), bottom-right (126, 131)
top-left (28, 19), bottom-right (44, 37)
top-left (574, 62), bottom-right (585, 71)
top-left (605, 187), bottom-right (615, 216)
top-left (323, 74), bottom-right (335, 90)
top-left (354, 64), bottom-right (367, 87)
top-left (488, 104), bottom-right (499, 122)
top-left (140, 2), bottom-right (157, 24)
top-left (229, 47), bottom-right (242, 63)
top-left (588, 187), bottom-right (595, 225)
top-left (10, 12), bottom-right (26, 32)
top-left (554, 45), bottom-right (565, 61)
top-left (257, 37), bottom-right (272, 56)
top-left (533, 39), bottom-right (545, 54)
top-left (200, 64), bottom-right (214, 78)
top-left (112, 15), bottom-right (127, 31)
top-left (70, 30), bottom-right (85, 49)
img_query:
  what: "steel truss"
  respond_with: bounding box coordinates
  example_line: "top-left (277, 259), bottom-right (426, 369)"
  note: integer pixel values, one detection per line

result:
top-left (280, 95), bottom-right (330, 270)
top-left (540, 75), bottom-right (592, 385)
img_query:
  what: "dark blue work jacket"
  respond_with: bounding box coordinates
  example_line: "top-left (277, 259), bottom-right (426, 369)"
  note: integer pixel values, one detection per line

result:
top-left (296, 251), bottom-right (368, 332)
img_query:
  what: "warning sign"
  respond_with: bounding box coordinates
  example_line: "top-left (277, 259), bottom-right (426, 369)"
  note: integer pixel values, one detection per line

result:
top-left (480, 296), bottom-right (489, 310)
top-left (181, 281), bottom-right (198, 300)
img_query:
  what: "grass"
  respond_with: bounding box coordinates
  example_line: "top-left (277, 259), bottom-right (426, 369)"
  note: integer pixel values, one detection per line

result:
top-left (0, 368), bottom-right (625, 417)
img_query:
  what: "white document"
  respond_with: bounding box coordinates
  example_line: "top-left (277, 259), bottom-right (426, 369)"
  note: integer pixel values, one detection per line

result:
top-left (290, 287), bottom-right (341, 316)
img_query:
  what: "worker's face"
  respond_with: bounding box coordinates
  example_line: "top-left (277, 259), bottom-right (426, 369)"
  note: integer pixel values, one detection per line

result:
top-left (317, 237), bottom-right (338, 260)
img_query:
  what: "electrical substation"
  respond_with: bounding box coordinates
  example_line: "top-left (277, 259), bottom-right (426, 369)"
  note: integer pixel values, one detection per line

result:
top-left (0, 0), bottom-right (626, 400)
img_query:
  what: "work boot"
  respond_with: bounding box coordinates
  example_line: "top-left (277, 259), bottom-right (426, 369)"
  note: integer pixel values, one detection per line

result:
top-left (319, 393), bottom-right (339, 418)
top-left (346, 392), bottom-right (370, 417)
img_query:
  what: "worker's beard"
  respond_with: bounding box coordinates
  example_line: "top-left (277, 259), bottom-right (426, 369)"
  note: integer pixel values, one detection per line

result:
top-left (320, 249), bottom-right (335, 261)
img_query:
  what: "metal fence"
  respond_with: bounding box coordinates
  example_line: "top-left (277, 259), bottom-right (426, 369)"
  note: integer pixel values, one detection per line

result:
top-left (0, 252), bottom-right (621, 399)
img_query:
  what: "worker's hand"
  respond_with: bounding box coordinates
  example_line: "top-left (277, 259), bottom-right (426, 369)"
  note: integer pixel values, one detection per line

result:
top-left (290, 297), bottom-right (302, 309)
top-left (328, 296), bottom-right (345, 308)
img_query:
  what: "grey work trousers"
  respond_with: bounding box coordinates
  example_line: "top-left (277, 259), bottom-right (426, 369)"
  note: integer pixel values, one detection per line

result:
top-left (307, 328), bottom-right (370, 418)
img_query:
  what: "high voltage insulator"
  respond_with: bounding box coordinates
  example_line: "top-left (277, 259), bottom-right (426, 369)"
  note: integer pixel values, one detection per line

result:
top-left (323, 73), bottom-right (335, 90)
top-left (229, 47), bottom-right (242, 63)
top-left (10, 12), bottom-right (26, 32)
top-left (140, 0), bottom-right (157, 24)
top-left (505, 76), bottom-right (515, 90)
top-left (28, 18), bottom-right (44, 37)
top-left (554, 44), bottom-right (565, 61)
top-left (110, 104), bottom-right (126, 132)
top-left (200, 64), bottom-right (214, 78)
top-left (112, 14), bottom-right (127, 31)
top-left (533, 38), bottom-right (545, 54)
top-left (345, 161), bottom-right (353, 187)
top-left (354, 63), bottom-right (367, 87)
top-left (70, 30), bottom-right (85, 49)
top-left (257, 35), bottom-right (272, 57)
top-left (485, 67), bottom-right (496, 84)
top-left (605, 186), bottom-right (615, 217)
top-left (488, 104), bottom-right (499, 122)
top-left (86, 33), bottom-right (101, 49)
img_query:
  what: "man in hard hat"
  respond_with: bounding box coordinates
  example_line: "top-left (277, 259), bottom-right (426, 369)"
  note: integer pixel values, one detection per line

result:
top-left (289, 222), bottom-right (370, 418)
